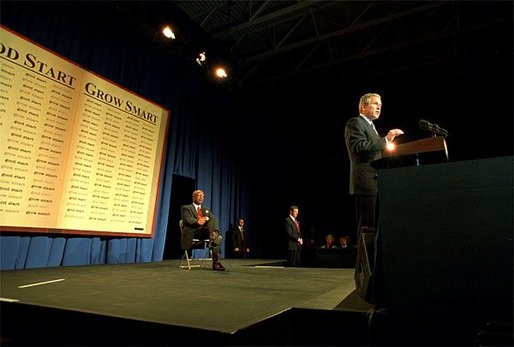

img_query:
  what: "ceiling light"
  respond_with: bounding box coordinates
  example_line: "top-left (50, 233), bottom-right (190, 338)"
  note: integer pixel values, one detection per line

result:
top-left (196, 52), bottom-right (207, 66)
top-left (162, 25), bottom-right (175, 39)
top-left (214, 67), bottom-right (228, 79)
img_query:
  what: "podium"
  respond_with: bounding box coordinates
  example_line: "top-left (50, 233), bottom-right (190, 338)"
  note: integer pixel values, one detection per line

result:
top-left (378, 156), bottom-right (513, 319)
top-left (382, 136), bottom-right (448, 159)
top-left (357, 136), bottom-right (450, 303)
top-left (379, 136), bottom-right (449, 168)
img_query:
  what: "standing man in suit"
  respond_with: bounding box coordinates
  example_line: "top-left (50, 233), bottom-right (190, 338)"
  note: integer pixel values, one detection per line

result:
top-left (232, 217), bottom-right (250, 258)
top-left (344, 93), bottom-right (404, 240)
top-left (345, 93), bottom-right (404, 303)
top-left (181, 189), bottom-right (225, 271)
top-left (284, 205), bottom-right (303, 267)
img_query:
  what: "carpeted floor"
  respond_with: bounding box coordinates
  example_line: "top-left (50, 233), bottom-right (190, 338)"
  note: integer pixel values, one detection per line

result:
top-left (2, 259), bottom-right (510, 346)
top-left (0, 259), bottom-right (358, 334)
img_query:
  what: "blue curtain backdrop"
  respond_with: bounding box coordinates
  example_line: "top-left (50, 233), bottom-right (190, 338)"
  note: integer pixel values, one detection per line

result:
top-left (0, 2), bottom-right (252, 269)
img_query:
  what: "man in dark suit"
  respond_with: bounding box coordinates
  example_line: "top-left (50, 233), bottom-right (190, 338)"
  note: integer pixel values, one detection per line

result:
top-left (231, 217), bottom-right (250, 258)
top-left (284, 205), bottom-right (303, 267)
top-left (344, 93), bottom-right (404, 240)
top-left (180, 189), bottom-right (225, 271)
top-left (345, 93), bottom-right (404, 303)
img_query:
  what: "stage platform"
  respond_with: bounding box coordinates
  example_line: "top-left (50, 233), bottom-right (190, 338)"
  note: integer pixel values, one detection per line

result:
top-left (1, 259), bottom-right (510, 346)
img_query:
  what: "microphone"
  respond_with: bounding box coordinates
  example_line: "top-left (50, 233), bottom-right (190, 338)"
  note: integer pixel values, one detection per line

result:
top-left (419, 119), bottom-right (448, 137)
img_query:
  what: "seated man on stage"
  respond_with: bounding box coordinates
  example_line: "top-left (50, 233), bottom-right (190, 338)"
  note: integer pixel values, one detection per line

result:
top-left (180, 189), bottom-right (225, 271)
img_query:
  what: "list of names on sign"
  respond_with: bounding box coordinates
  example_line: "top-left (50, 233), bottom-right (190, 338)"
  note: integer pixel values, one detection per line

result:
top-left (0, 26), bottom-right (169, 236)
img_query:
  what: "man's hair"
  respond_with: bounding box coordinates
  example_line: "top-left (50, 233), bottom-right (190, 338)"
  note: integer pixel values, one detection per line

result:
top-left (192, 190), bottom-right (204, 199)
top-left (289, 205), bottom-right (299, 212)
top-left (359, 93), bottom-right (381, 111)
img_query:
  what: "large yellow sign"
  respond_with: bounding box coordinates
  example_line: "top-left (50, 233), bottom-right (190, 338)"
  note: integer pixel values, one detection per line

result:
top-left (0, 26), bottom-right (169, 237)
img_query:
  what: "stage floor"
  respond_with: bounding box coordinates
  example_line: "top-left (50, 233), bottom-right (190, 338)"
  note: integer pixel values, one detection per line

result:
top-left (0, 259), bottom-right (361, 335)
top-left (2, 259), bottom-right (507, 346)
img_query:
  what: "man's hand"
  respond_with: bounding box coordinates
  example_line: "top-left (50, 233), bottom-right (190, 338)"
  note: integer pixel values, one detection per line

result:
top-left (197, 216), bottom-right (207, 225)
top-left (386, 128), bottom-right (404, 143)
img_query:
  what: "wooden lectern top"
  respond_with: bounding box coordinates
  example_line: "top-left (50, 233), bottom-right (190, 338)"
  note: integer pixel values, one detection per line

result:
top-left (382, 136), bottom-right (448, 161)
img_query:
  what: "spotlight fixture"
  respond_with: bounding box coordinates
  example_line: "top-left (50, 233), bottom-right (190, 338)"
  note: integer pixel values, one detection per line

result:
top-left (196, 51), bottom-right (207, 66)
top-left (214, 66), bottom-right (228, 79)
top-left (162, 25), bottom-right (176, 39)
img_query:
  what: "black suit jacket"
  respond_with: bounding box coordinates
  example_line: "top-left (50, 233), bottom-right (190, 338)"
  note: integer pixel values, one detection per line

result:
top-left (284, 217), bottom-right (301, 251)
top-left (344, 116), bottom-right (387, 196)
top-left (232, 226), bottom-right (247, 250)
top-left (180, 204), bottom-right (218, 250)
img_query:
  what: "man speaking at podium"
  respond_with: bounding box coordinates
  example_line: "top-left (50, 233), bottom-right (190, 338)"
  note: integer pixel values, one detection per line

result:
top-left (344, 93), bottom-right (404, 242)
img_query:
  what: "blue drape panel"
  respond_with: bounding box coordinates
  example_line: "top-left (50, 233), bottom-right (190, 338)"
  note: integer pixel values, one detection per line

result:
top-left (0, 2), bottom-right (252, 270)
top-left (0, 237), bottom-right (22, 270)
top-left (62, 238), bottom-right (92, 267)
top-left (89, 238), bottom-right (106, 265)
top-left (47, 237), bottom-right (65, 266)
top-left (25, 237), bottom-right (52, 268)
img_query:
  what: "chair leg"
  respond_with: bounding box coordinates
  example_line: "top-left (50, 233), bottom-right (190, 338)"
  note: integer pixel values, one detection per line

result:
top-left (179, 250), bottom-right (192, 270)
top-left (186, 250), bottom-right (192, 270)
top-left (179, 250), bottom-right (185, 269)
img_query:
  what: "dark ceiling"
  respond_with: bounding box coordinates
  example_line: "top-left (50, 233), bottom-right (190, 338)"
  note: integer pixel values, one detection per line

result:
top-left (166, 0), bottom-right (512, 219)
top-left (170, 1), bottom-right (512, 100)
top-left (115, 1), bottom-right (512, 230)
top-left (115, 1), bottom-right (512, 101)
top-left (165, 3), bottom-right (513, 161)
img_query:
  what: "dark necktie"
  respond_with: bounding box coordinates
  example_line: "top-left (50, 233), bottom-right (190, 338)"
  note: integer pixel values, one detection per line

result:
top-left (370, 122), bottom-right (378, 135)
